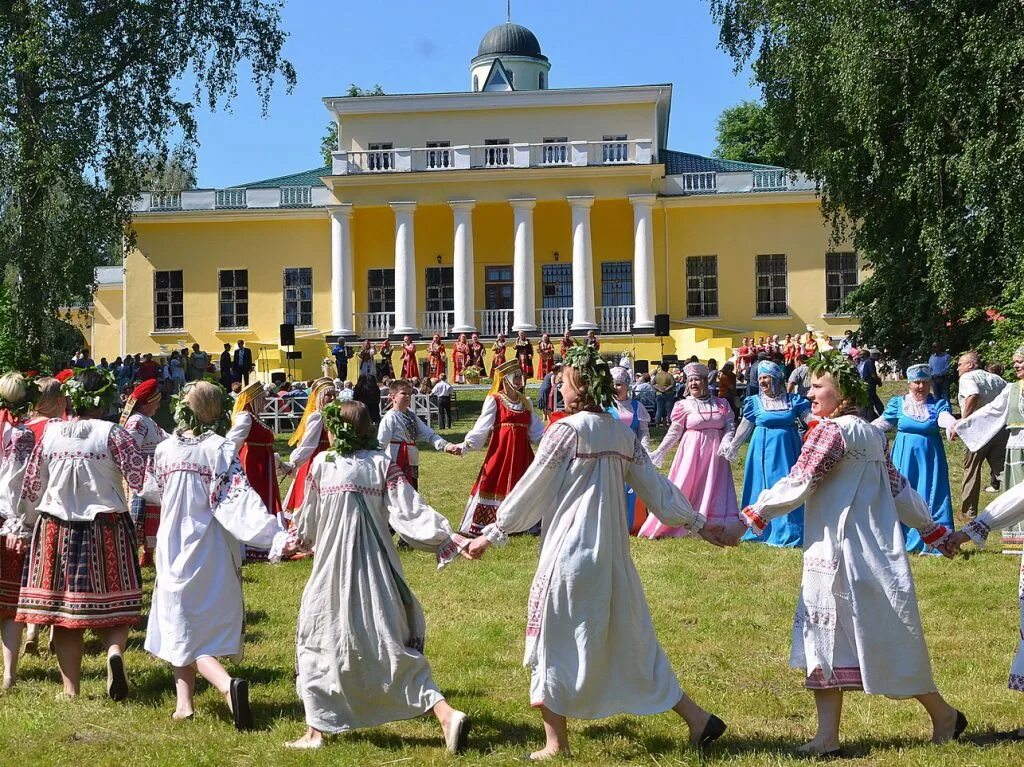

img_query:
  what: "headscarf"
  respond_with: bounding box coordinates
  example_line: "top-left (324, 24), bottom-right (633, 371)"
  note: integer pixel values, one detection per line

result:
top-left (289, 377), bottom-right (338, 446)
top-left (609, 366), bottom-right (632, 387)
top-left (906, 364), bottom-right (932, 382)
top-left (683, 362), bottom-right (709, 380)
top-left (490, 359), bottom-right (528, 407)
top-left (232, 381), bottom-right (267, 421)
top-left (757, 361), bottom-right (784, 381)
top-left (119, 378), bottom-right (161, 426)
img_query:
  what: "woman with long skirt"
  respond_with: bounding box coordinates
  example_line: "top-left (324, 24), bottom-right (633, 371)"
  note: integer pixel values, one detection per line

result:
top-left (120, 378), bottom-right (168, 566)
top-left (466, 345), bottom-right (728, 760)
top-left (143, 382), bottom-right (289, 728)
top-left (720, 360), bottom-right (811, 547)
top-left (872, 363), bottom-right (955, 553)
top-left (452, 333), bottom-right (469, 384)
top-left (286, 400), bottom-right (471, 752)
top-left (641, 362), bottom-right (738, 539)
top-left (606, 366), bottom-right (651, 534)
top-left (0, 373), bottom-right (38, 688)
top-left (17, 368), bottom-right (146, 700)
top-left (490, 334), bottom-right (507, 378)
top-left (400, 336), bottom-right (418, 380)
top-left (723, 352), bottom-right (966, 757)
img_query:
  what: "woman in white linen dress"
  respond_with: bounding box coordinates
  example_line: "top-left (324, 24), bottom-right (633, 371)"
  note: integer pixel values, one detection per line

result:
top-left (142, 382), bottom-right (289, 728)
top-left (466, 345), bottom-right (729, 761)
top-left (724, 352), bottom-right (966, 757)
top-left (285, 400), bottom-right (471, 753)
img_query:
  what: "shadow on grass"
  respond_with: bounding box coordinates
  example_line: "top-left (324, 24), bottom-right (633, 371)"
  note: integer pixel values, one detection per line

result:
top-left (341, 709), bottom-right (539, 751)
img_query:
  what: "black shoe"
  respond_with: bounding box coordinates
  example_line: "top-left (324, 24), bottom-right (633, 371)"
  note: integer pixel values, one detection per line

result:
top-left (697, 714), bottom-right (727, 746)
top-left (229, 677), bottom-right (254, 731)
top-left (106, 654), bottom-right (129, 701)
top-left (953, 710), bottom-right (968, 741)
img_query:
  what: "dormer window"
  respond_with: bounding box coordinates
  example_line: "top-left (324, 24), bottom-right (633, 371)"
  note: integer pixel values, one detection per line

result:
top-left (539, 72), bottom-right (546, 89)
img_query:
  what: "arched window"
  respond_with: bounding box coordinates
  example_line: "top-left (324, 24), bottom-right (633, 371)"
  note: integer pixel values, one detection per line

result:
top-left (539, 71), bottom-right (546, 89)
top-left (473, 75), bottom-right (479, 92)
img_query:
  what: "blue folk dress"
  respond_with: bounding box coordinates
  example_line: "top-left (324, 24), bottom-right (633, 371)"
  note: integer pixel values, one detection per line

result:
top-left (880, 395), bottom-right (954, 553)
top-left (740, 393), bottom-right (811, 547)
top-left (607, 399), bottom-right (646, 533)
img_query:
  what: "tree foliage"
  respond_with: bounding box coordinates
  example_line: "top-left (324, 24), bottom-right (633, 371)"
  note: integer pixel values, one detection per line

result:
top-left (709, 1), bottom-right (1024, 364)
top-left (321, 84), bottom-right (385, 166)
top-left (0, 1), bottom-right (295, 366)
top-left (713, 100), bottom-right (788, 167)
top-left (141, 148), bottom-right (198, 192)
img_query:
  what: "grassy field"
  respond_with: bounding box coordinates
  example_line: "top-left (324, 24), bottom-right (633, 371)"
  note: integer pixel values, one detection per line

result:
top-left (3, 384), bottom-right (1024, 765)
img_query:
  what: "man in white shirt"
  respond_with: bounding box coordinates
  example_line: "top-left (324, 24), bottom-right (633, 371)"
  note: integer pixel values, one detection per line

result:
top-left (430, 374), bottom-right (454, 429)
top-left (787, 355), bottom-right (811, 398)
top-left (929, 343), bottom-right (952, 401)
top-left (956, 350), bottom-right (1008, 517)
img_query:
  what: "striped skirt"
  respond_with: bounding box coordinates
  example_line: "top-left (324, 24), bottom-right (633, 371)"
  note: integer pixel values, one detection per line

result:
top-left (16, 513), bottom-right (142, 629)
top-left (0, 534), bottom-right (25, 618)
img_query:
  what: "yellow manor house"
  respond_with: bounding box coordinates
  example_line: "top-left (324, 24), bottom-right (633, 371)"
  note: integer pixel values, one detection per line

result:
top-left (86, 19), bottom-right (859, 381)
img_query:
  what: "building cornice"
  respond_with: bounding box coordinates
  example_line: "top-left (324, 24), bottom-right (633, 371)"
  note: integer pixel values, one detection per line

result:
top-left (323, 84), bottom-right (672, 117)
top-left (322, 164), bottom-right (665, 192)
top-left (659, 190), bottom-right (820, 208)
top-left (131, 208), bottom-right (328, 224)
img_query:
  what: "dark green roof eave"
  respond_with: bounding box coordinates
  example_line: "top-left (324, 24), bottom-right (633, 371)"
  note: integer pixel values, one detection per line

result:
top-left (662, 149), bottom-right (783, 175)
top-left (234, 165), bottom-right (330, 189)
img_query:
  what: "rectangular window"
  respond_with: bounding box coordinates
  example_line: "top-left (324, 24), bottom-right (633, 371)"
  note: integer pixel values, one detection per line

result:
top-left (484, 265), bottom-right (514, 311)
top-left (283, 267), bottom-right (313, 327)
top-left (755, 254), bottom-right (788, 316)
top-left (541, 264), bottom-right (573, 308)
top-left (367, 268), bottom-right (395, 314)
top-left (686, 256), bottom-right (719, 318)
top-left (153, 270), bottom-right (183, 331)
top-left (601, 261), bottom-right (633, 306)
top-left (218, 269), bottom-right (249, 329)
top-left (425, 266), bottom-right (454, 313)
top-left (825, 252), bottom-right (859, 314)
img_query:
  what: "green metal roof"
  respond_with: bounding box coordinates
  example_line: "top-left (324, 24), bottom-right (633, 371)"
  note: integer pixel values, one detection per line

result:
top-left (662, 150), bottom-right (780, 174)
top-left (235, 165), bottom-right (329, 189)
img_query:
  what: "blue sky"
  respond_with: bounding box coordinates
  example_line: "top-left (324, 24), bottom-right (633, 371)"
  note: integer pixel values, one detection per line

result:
top-left (193, 0), bottom-right (758, 188)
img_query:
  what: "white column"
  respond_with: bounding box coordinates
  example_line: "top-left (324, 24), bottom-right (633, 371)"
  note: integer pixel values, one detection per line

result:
top-left (568, 196), bottom-right (598, 330)
top-left (390, 201), bottom-right (419, 336)
top-left (510, 198), bottom-right (538, 332)
top-left (328, 204), bottom-right (355, 336)
top-left (629, 194), bottom-right (657, 330)
top-left (450, 200), bottom-right (477, 333)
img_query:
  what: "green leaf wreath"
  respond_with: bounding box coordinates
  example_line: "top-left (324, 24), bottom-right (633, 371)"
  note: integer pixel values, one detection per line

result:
top-left (321, 401), bottom-right (381, 456)
top-left (806, 350), bottom-right (868, 407)
top-left (61, 367), bottom-right (117, 413)
top-left (171, 380), bottom-right (235, 436)
top-left (0, 373), bottom-right (40, 417)
top-left (562, 344), bottom-right (616, 410)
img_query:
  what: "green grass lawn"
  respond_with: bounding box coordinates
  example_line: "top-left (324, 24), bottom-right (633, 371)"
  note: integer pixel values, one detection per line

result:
top-left (4, 384), bottom-right (1023, 765)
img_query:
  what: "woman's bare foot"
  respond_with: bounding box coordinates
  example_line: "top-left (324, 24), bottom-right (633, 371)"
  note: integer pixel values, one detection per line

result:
top-left (2, 675), bottom-right (14, 690)
top-left (527, 746), bottom-right (566, 761)
top-left (285, 728), bottom-right (323, 750)
top-left (931, 708), bottom-right (965, 744)
top-left (796, 737), bottom-right (841, 756)
top-left (171, 709), bottom-right (194, 721)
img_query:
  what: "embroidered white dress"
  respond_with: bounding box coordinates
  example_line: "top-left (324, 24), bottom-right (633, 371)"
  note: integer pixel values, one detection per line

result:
top-left (741, 416), bottom-right (949, 696)
top-left (141, 432), bottom-right (287, 666)
top-left (293, 450), bottom-right (464, 733)
top-left (480, 411), bottom-right (703, 719)
top-left (961, 482), bottom-right (1024, 691)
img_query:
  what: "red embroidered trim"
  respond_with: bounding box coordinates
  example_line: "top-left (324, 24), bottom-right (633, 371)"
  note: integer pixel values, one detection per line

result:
top-left (741, 506), bottom-right (767, 534)
top-left (320, 483), bottom-right (383, 497)
top-left (921, 524), bottom-right (948, 546)
top-left (790, 419), bottom-right (845, 485)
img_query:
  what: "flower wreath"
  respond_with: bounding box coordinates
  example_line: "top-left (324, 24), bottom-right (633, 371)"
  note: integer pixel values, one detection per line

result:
top-left (171, 380), bottom-right (235, 436)
top-left (806, 350), bottom-right (868, 407)
top-left (321, 401), bottom-right (380, 456)
top-left (62, 367), bottom-right (117, 413)
top-left (562, 344), bottom-right (616, 410)
top-left (0, 372), bottom-right (40, 418)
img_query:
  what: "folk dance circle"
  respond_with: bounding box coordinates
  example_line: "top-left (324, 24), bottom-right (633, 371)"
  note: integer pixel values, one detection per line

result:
top-left (6, 343), bottom-right (1024, 757)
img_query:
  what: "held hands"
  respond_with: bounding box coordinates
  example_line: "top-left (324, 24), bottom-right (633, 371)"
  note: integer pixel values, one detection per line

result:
top-left (946, 421), bottom-right (959, 443)
top-left (465, 535), bottom-right (491, 560)
top-left (699, 519), bottom-right (745, 548)
top-left (937, 530), bottom-right (971, 559)
top-left (444, 443), bottom-right (463, 457)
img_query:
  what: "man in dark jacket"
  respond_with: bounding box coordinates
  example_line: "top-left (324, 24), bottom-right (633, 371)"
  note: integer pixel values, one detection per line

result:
top-left (233, 340), bottom-right (254, 385)
top-left (220, 343), bottom-right (233, 388)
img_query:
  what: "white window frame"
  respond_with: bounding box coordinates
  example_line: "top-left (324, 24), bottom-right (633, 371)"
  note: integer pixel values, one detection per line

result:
top-left (824, 251), bottom-right (859, 316)
top-left (218, 268), bottom-right (249, 330)
top-left (754, 253), bottom-right (789, 317)
top-left (685, 255), bottom-right (719, 318)
top-left (283, 267), bottom-right (314, 328)
top-left (153, 270), bottom-right (184, 331)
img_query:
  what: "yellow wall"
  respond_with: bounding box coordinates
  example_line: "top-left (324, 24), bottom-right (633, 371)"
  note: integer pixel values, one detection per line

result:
top-left (89, 192), bottom-right (861, 379)
top-left (339, 102), bottom-right (655, 152)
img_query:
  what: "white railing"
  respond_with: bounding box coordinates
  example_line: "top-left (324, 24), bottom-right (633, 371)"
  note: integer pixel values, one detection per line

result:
top-left (349, 149), bottom-right (397, 173)
top-left (592, 140), bottom-right (631, 164)
top-left (479, 308), bottom-right (514, 338)
top-left (419, 146), bottom-right (455, 170)
top-left (752, 169), bottom-right (788, 191)
top-left (260, 395), bottom-right (307, 434)
top-left (475, 144), bottom-right (513, 168)
top-left (355, 312), bottom-right (394, 339)
top-left (679, 172), bottom-right (717, 193)
top-left (599, 304), bottom-right (634, 334)
top-left (421, 310), bottom-right (453, 336)
top-left (216, 189), bottom-right (246, 208)
top-left (280, 186), bottom-right (311, 206)
top-left (150, 192), bottom-right (181, 210)
top-left (536, 142), bottom-right (571, 166)
top-left (538, 307), bottom-right (572, 335)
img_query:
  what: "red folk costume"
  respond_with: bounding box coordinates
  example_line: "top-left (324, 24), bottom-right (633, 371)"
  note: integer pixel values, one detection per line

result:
top-left (453, 337), bottom-right (470, 384)
top-left (559, 336), bottom-right (574, 360)
top-left (468, 338), bottom-right (485, 370)
top-left (458, 360), bottom-right (544, 536)
top-left (428, 339), bottom-right (447, 379)
top-left (282, 378), bottom-right (336, 513)
top-left (401, 341), bottom-right (418, 379)
top-left (538, 338), bottom-right (555, 378)
top-left (515, 336), bottom-right (534, 379)
top-left (490, 339), bottom-right (507, 377)
top-left (227, 383), bottom-right (282, 516)
top-left (119, 379), bottom-right (168, 564)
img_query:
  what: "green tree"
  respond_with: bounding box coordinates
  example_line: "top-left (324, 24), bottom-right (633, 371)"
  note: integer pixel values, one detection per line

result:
top-left (321, 84), bottom-right (385, 166)
top-left (713, 100), bottom-right (788, 167)
top-left (709, 1), bottom-right (1024, 363)
top-left (142, 148), bottom-right (198, 192)
top-left (0, 1), bottom-right (295, 366)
